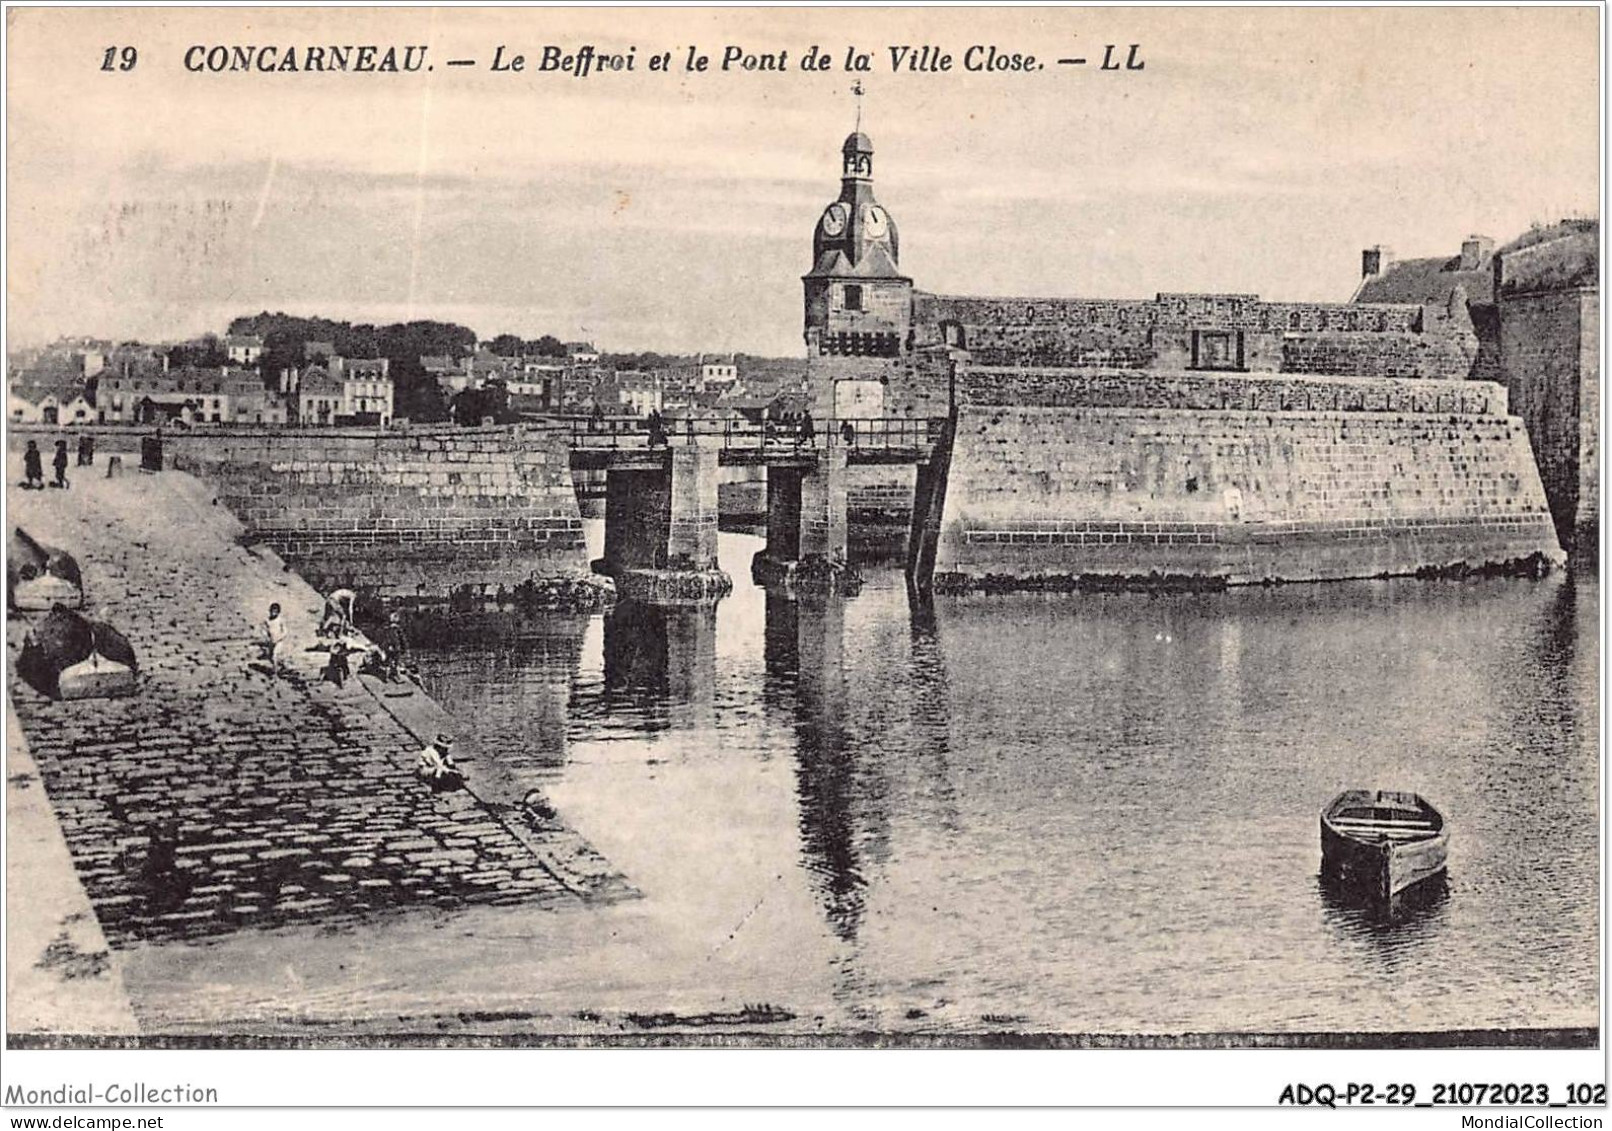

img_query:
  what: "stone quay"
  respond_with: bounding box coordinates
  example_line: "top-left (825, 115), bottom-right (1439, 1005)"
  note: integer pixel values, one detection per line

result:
top-left (5, 455), bottom-right (628, 974)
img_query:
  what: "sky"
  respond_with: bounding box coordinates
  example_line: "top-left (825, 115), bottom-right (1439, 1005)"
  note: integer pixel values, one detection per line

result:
top-left (5, 6), bottom-right (1601, 355)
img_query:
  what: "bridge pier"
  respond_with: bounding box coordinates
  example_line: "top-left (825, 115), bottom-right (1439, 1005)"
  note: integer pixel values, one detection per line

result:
top-left (599, 446), bottom-right (732, 603)
top-left (752, 449), bottom-right (860, 592)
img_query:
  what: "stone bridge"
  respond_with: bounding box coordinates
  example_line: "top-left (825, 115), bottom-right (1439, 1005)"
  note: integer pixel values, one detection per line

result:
top-left (561, 417), bottom-right (940, 599)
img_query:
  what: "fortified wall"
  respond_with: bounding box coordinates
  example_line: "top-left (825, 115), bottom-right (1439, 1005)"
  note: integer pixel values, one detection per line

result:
top-left (12, 424), bottom-right (593, 601)
top-left (171, 425), bottom-right (590, 599)
top-left (1352, 219), bottom-right (1599, 555)
top-left (855, 289), bottom-right (1486, 560)
top-left (911, 369), bottom-right (1563, 591)
top-left (848, 287), bottom-right (1486, 561)
top-left (909, 292), bottom-right (1479, 383)
top-left (794, 128), bottom-right (1582, 583)
top-left (1494, 226), bottom-right (1600, 552)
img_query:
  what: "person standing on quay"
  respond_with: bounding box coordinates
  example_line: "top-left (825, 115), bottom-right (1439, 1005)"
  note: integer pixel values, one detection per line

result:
top-left (22, 441), bottom-right (43, 489)
top-left (76, 435), bottom-right (94, 467)
top-left (374, 611), bottom-right (409, 682)
top-left (51, 440), bottom-right (70, 489)
top-left (262, 602), bottom-right (287, 676)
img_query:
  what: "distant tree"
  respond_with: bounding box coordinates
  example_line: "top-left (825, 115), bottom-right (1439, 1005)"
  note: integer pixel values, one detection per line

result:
top-left (527, 335), bottom-right (567, 358)
top-left (450, 381), bottom-right (515, 426)
top-left (487, 334), bottom-right (525, 357)
top-left (607, 351), bottom-right (707, 372)
top-left (221, 311), bottom-right (484, 423)
top-left (377, 320), bottom-right (478, 363)
top-left (390, 357), bottom-right (451, 423)
top-left (167, 334), bottom-right (228, 369)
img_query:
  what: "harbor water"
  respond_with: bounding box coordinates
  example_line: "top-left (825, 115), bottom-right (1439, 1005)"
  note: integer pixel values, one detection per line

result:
top-left (122, 524), bottom-right (1599, 1037)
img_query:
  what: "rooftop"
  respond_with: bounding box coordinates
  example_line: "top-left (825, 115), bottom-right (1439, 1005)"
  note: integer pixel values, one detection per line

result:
top-left (1355, 256), bottom-right (1494, 306)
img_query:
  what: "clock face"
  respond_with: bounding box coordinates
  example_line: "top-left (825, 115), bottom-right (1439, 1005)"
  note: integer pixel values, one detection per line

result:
top-left (863, 205), bottom-right (889, 239)
top-left (821, 204), bottom-right (847, 237)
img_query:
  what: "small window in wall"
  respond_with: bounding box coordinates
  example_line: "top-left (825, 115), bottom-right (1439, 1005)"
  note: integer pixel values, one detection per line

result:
top-left (843, 284), bottom-right (863, 312)
top-left (1193, 330), bottom-right (1244, 371)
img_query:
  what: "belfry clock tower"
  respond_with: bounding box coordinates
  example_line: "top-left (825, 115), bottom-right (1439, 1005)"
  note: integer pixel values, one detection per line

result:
top-left (803, 129), bottom-right (913, 419)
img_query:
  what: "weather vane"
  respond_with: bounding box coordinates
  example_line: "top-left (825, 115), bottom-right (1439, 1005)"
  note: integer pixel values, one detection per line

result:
top-left (852, 80), bottom-right (864, 131)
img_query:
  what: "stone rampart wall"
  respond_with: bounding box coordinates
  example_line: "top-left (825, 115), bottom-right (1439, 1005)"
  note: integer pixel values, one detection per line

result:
top-left (30, 424), bottom-right (592, 598)
top-left (885, 347), bottom-right (955, 419)
top-left (1577, 292), bottom-right (1599, 546)
top-left (914, 293), bottom-right (1424, 335)
top-left (1499, 288), bottom-right (1599, 549)
top-left (1280, 331), bottom-right (1477, 380)
top-left (909, 292), bottom-right (1476, 379)
top-left (925, 405), bottom-right (1561, 588)
top-left (957, 368), bottom-right (1508, 415)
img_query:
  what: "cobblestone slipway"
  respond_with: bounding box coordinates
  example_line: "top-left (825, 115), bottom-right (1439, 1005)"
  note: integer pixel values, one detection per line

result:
top-left (7, 460), bottom-right (622, 961)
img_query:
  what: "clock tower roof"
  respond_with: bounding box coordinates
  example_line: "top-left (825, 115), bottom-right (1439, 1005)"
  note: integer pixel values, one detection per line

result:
top-left (805, 131), bottom-right (906, 281)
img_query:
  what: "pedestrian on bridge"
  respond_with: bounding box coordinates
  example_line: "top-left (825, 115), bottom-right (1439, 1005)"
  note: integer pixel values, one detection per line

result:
top-left (841, 420), bottom-right (857, 448)
top-left (799, 410), bottom-right (815, 449)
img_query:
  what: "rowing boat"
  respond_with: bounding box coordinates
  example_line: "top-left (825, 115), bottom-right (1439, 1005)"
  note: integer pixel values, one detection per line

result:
top-left (1320, 790), bottom-right (1447, 903)
top-left (17, 604), bottom-right (138, 700)
top-left (8, 527), bottom-right (83, 611)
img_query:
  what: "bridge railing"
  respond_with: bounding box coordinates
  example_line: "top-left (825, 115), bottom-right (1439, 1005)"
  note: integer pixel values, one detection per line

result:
top-left (566, 416), bottom-right (946, 452)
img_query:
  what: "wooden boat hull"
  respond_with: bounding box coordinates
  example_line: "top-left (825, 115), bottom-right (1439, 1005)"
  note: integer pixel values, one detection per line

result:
top-left (1321, 790), bottom-right (1448, 903)
top-left (8, 528), bottom-right (83, 611)
top-left (18, 606), bottom-right (138, 701)
top-left (10, 574), bottom-right (83, 612)
top-left (57, 650), bottom-right (137, 700)
top-left (1321, 822), bottom-right (1448, 902)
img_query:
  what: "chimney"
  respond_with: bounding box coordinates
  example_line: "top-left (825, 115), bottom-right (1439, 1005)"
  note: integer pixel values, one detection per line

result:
top-left (1361, 245), bottom-right (1393, 278)
top-left (1460, 234), bottom-right (1494, 272)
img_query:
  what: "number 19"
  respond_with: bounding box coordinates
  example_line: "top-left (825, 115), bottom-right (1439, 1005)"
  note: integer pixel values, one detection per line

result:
top-left (101, 46), bottom-right (138, 72)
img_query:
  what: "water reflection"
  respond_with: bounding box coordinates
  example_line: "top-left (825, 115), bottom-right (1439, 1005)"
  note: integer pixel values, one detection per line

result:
top-left (1317, 873), bottom-right (1452, 975)
top-left (600, 599), bottom-right (718, 729)
top-left (766, 592), bottom-right (868, 941)
top-left (905, 602), bottom-right (959, 830)
top-left (398, 537), bottom-right (1598, 1035)
top-left (407, 611), bottom-right (588, 810)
